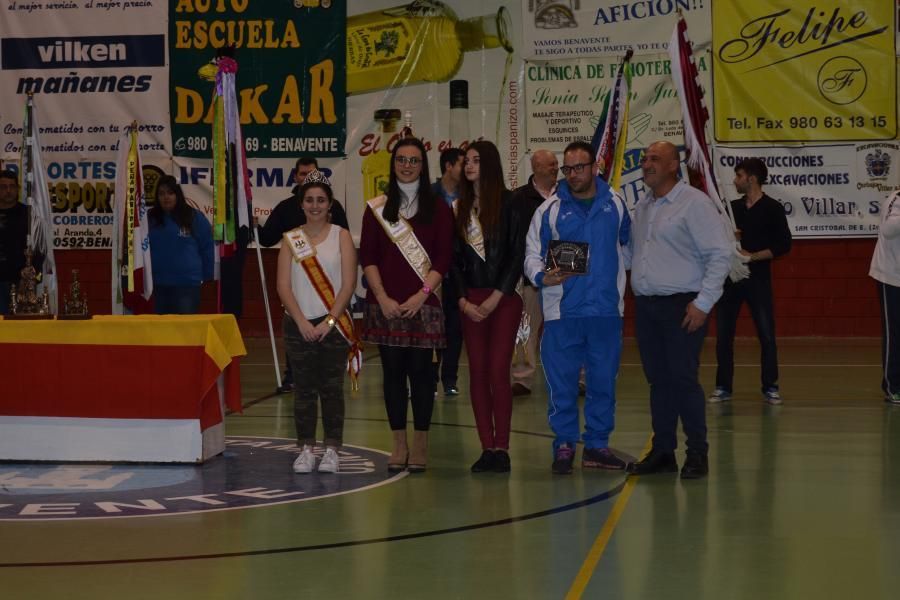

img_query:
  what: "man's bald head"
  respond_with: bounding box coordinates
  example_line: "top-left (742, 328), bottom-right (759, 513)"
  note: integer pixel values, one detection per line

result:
top-left (640, 140), bottom-right (681, 196)
top-left (530, 149), bottom-right (559, 189)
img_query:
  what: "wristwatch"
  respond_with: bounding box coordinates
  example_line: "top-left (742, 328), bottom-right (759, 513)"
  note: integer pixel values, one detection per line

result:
top-left (326, 316), bottom-right (337, 328)
top-left (421, 285), bottom-right (432, 295)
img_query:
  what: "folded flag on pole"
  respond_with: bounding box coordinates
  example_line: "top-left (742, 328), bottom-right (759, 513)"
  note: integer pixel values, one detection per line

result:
top-left (21, 95), bottom-right (57, 313)
top-left (111, 124), bottom-right (153, 314)
top-left (203, 48), bottom-right (252, 314)
top-left (591, 49), bottom-right (633, 191)
top-left (668, 14), bottom-right (749, 281)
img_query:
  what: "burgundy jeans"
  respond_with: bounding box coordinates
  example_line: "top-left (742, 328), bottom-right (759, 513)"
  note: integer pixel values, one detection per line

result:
top-left (461, 288), bottom-right (523, 450)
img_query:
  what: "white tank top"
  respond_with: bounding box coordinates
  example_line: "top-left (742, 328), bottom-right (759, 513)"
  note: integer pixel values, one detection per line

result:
top-left (290, 224), bottom-right (343, 319)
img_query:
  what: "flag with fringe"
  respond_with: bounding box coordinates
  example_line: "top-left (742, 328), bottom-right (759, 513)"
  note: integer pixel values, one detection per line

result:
top-left (591, 49), bottom-right (633, 190)
top-left (204, 50), bottom-right (252, 313)
top-left (111, 125), bottom-right (153, 314)
top-left (668, 15), bottom-right (749, 282)
top-left (21, 96), bottom-right (57, 313)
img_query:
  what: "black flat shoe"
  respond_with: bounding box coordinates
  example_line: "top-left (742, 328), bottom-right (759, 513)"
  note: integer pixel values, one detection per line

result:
top-left (493, 450), bottom-right (511, 473)
top-left (626, 450), bottom-right (678, 475)
top-left (471, 450), bottom-right (496, 473)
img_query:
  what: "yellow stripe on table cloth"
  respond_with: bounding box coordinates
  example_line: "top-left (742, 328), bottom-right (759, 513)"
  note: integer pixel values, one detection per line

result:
top-left (0, 315), bottom-right (247, 372)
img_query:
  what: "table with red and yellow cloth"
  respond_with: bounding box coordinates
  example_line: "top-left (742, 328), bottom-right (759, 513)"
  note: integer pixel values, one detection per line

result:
top-left (0, 314), bottom-right (246, 463)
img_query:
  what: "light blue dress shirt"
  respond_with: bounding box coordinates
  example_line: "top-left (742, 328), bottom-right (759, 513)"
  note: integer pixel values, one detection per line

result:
top-left (629, 179), bottom-right (732, 313)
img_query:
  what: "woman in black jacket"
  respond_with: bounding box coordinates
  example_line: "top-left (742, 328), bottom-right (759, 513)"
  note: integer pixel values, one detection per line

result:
top-left (452, 140), bottom-right (528, 473)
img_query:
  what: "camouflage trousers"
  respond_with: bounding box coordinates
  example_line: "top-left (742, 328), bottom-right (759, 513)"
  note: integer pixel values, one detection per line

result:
top-left (283, 314), bottom-right (347, 448)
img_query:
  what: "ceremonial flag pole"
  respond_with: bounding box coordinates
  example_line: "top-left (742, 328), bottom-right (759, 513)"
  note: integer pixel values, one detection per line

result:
top-left (111, 123), bottom-right (153, 314)
top-left (21, 94), bottom-right (58, 313)
top-left (591, 48), bottom-right (634, 190)
top-left (204, 48), bottom-right (281, 388)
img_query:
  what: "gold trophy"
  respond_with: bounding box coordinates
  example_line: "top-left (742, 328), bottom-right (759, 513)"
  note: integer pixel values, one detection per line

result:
top-left (7, 246), bottom-right (51, 319)
top-left (59, 269), bottom-right (91, 320)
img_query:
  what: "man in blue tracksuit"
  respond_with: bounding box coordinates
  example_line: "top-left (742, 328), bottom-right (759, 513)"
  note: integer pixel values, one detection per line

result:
top-left (524, 141), bottom-right (630, 474)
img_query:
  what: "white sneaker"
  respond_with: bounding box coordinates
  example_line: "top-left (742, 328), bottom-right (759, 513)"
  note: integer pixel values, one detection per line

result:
top-left (708, 388), bottom-right (732, 404)
top-left (318, 447), bottom-right (340, 473)
top-left (292, 445), bottom-right (316, 474)
top-left (764, 389), bottom-right (783, 405)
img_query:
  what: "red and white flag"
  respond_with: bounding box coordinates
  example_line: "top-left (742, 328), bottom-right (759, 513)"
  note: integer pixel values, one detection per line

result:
top-left (669, 15), bottom-right (749, 281)
top-left (111, 125), bottom-right (153, 314)
top-left (668, 15), bottom-right (720, 204)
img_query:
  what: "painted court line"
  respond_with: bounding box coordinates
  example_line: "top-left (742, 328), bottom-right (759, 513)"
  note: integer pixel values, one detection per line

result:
top-left (565, 439), bottom-right (651, 600)
top-left (241, 361), bottom-right (881, 368)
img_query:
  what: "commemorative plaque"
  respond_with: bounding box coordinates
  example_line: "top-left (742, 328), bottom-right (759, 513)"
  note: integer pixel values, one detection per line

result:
top-left (546, 240), bottom-right (589, 275)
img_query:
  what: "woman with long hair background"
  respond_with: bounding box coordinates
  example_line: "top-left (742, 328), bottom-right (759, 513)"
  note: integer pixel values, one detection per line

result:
top-left (148, 175), bottom-right (214, 314)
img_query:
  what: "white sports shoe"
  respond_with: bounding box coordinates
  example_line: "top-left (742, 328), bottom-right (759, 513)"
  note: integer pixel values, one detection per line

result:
top-left (708, 388), bottom-right (732, 404)
top-left (318, 447), bottom-right (340, 473)
top-left (292, 445), bottom-right (317, 474)
top-left (764, 389), bottom-right (783, 405)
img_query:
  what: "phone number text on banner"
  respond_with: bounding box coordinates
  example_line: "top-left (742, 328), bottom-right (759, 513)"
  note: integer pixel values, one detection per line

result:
top-left (713, 0), bottom-right (897, 142)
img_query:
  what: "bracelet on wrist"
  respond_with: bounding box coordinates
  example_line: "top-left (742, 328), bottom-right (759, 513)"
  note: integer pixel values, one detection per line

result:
top-left (326, 315), bottom-right (337, 328)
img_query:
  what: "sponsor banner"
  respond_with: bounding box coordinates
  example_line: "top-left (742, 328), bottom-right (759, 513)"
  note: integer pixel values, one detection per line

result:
top-left (169, 0), bottom-right (346, 159)
top-left (174, 155), bottom-right (348, 240)
top-left (45, 156), bottom-right (172, 251)
top-left (521, 0), bottom-right (712, 59)
top-left (0, 2), bottom-right (170, 160)
top-left (0, 1), bottom-right (169, 249)
top-left (524, 53), bottom-right (710, 153)
top-left (713, 1), bottom-right (897, 142)
top-left (715, 143), bottom-right (900, 238)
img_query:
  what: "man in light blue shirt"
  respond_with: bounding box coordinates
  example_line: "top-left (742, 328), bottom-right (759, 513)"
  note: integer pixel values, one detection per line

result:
top-left (626, 141), bottom-right (732, 480)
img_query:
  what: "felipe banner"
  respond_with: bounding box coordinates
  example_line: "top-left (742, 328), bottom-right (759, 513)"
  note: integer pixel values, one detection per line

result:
top-left (712, 0), bottom-right (896, 142)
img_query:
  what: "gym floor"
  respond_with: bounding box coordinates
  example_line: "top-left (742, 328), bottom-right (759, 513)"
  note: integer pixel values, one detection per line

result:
top-left (1, 337), bottom-right (897, 599)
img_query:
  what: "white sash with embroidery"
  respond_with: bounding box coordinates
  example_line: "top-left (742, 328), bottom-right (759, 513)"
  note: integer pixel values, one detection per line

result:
top-left (451, 199), bottom-right (486, 262)
top-left (367, 195), bottom-right (434, 284)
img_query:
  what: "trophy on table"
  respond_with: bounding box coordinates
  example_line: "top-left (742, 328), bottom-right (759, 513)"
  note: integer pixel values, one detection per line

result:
top-left (60, 269), bottom-right (91, 320)
top-left (7, 246), bottom-right (51, 319)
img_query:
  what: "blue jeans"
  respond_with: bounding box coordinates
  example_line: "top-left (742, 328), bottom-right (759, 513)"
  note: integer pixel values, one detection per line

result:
top-left (635, 293), bottom-right (709, 455)
top-left (154, 285), bottom-right (201, 314)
